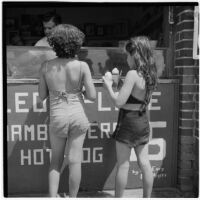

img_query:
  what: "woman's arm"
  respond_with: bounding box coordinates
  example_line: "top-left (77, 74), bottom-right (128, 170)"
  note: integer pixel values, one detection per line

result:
top-left (103, 70), bottom-right (136, 107)
top-left (38, 62), bottom-right (49, 101)
top-left (82, 62), bottom-right (96, 101)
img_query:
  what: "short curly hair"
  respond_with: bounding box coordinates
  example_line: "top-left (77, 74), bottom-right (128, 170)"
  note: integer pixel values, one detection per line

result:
top-left (47, 24), bottom-right (85, 58)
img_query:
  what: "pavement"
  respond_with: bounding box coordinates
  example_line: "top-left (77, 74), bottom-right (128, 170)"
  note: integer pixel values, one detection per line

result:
top-left (7, 187), bottom-right (196, 198)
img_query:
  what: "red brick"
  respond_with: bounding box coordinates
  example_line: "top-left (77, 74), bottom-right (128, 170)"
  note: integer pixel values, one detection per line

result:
top-left (175, 32), bottom-right (180, 41)
top-left (194, 137), bottom-right (199, 153)
top-left (179, 49), bottom-right (193, 57)
top-left (195, 73), bottom-right (199, 81)
top-left (179, 102), bottom-right (195, 110)
top-left (178, 176), bottom-right (193, 185)
top-left (175, 50), bottom-right (180, 58)
top-left (176, 40), bottom-right (193, 49)
top-left (180, 31), bottom-right (194, 40)
top-left (175, 14), bottom-right (181, 24)
top-left (193, 140), bottom-right (199, 177)
top-left (195, 129), bottom-right (199, 137)
top-left (175, 58), bottom-right (194, 66)
top-left (179, 111), bottom-right (194, 119)
top-left (178, 160), bottom-right (192, 169)
top-left (178, 144), bottom-right (194, 153)
top-left (179, 128), bottom-right (194, 136)
top-left (175, 6), bottom-right (195, 14)
top-left (194, 93), bottom-right (199, 101)
top-left (179, 119), bottom-right (194, 127)
top-left (175, 67), bottom-right (198, 75)
top-left (180, 12), bottom-right (194, 21)
top-left (177, 183), bottom-right (194, 191)
top-left (179, 152), bottom-right (195, 160)
top-left (180, 136), bottom-right (194, 144)
top-left (180, 93), bottom-right (195, 101)
top-left (195, 102), bottom-right (199, 110)
top-left (195, 120), bottom-right (199, 129)
top-left (177, 21), bottom-right (194, 31)
top-left (193, 173), bottom-right (199, 196)
top-left (182, 192), bottom-right (196, 198)
top-left (195, 111), bottom-right (199, 119)
top-left (179, 84), bottom-right (198, 93)
top-left (178, 169), bottom-right (194, 177)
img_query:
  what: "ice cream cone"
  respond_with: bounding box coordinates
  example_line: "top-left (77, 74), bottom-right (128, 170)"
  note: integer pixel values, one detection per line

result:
top-left (105, 71), bottom-right (112, 80)
top-left (112, 68), bottom-right (120, 87)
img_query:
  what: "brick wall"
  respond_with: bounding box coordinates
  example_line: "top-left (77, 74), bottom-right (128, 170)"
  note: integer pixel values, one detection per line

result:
top-left (174, 5), bottom-right (199, 196)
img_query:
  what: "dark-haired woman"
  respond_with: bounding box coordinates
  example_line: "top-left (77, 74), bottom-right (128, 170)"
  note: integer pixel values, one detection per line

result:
top-left (103, 36), bottom-right (157, 198)
top-left (38, 24), bottom-right (96, 197)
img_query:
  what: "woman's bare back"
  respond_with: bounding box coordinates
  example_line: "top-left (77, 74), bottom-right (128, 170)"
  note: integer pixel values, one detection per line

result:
top-left (39, 58), bottom-right (96, 101)
top-left (131, 71), bottom-right (146, 100)
top-left (44, 58), bottom-right (83, 93)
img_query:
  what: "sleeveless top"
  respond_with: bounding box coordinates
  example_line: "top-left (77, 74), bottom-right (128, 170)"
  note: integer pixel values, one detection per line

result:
top-left (45, 61), bottom-right (90, 137)
top-left (45, 60), bottom-right (84, 103)
top-left (126, 95), bottom-right (145, 104)
top-left (125, 79), bottom-right (152, 116)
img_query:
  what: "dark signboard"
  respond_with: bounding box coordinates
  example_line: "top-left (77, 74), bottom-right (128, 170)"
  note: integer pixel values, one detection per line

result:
top-left (7, 80), bottom-right (178, 195)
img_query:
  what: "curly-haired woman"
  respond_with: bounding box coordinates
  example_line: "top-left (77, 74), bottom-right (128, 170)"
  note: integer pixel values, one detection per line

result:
top-left (103, 36), bottom-right (157, 198)
top-left (38, 24), bottom-right (96, 197)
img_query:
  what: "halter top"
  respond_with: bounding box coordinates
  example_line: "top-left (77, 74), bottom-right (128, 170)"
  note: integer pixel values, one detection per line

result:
top-left (126, 95), bottom-right (145, 104)
top-left (45, 60), bottom-right (83, 102)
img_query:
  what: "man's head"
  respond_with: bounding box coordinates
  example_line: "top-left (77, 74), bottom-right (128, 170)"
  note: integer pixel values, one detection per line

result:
top-left (42, 11), bottom-right (62, 37)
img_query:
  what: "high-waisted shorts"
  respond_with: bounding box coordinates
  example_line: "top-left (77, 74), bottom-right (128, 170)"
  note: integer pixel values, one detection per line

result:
top-left (49, 92), bottom-right (90, 138)
top-left (112, 108), bottom-right (150, 148)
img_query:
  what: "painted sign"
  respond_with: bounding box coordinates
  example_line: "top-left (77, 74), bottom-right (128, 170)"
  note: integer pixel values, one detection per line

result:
top-left (7, 81), bottom-right (178, 195)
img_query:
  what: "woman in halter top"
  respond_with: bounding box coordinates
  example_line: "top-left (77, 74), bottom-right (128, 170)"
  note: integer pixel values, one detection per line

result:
top-left (103, 36), bottom-right (157, 198)
top-left (38, 24), bottom-right (96, 197)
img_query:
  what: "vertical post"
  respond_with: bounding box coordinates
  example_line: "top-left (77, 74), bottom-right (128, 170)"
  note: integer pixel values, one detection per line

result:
top-left (174, 5), bottom-right (199, 196)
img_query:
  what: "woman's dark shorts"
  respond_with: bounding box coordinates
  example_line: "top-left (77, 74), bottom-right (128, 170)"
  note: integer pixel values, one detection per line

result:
top-left (112, 108), bottom-right (150, 148)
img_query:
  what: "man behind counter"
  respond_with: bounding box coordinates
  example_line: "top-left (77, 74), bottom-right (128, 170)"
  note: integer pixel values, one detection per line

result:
top-left (35, 11), bottom-right (62, 47)
top-left (7, 11), bottom-right (62, 76)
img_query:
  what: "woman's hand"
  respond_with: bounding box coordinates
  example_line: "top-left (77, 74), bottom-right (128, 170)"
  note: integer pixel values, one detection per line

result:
top-left (102, 76), bottom-right (113, 89)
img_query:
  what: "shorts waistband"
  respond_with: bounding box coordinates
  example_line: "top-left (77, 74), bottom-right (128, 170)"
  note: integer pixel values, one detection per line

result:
top-left (49, 90), bottom-right (83, 102)
top-left (120, 108), bottom-right (146, 116)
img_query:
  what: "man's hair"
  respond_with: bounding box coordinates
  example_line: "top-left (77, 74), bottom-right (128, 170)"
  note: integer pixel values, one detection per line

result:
top-left (42, 11), bottom-right (62, 25)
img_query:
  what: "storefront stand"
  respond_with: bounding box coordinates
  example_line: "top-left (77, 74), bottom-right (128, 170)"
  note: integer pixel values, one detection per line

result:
top-left (6, 46), bottom-right (179, 196)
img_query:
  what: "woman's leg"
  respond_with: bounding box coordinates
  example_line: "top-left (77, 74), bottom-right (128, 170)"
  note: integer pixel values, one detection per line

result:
top-left (134, 143), bottom-right (154, 198)
top-left (115, 141), bottom-right (131, 197)
top-left (49, 133), bottom-right (66, 197)
top-left (65, 131), bottom-right (86, 197)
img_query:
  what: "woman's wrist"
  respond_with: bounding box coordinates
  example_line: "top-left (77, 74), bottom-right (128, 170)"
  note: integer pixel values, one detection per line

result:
top-left (107, 84), bottom-right (113, 93)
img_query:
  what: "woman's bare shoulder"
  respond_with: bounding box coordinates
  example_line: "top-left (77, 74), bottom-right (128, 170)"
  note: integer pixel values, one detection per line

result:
top-left (79, 61), bottom-right (90, 72)
top-left (129, 69), bottom-right (144, 78)
top-left (80, 61), bottom-right (89, 67)
top-left (126, 70), bottom-right (138, 78)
